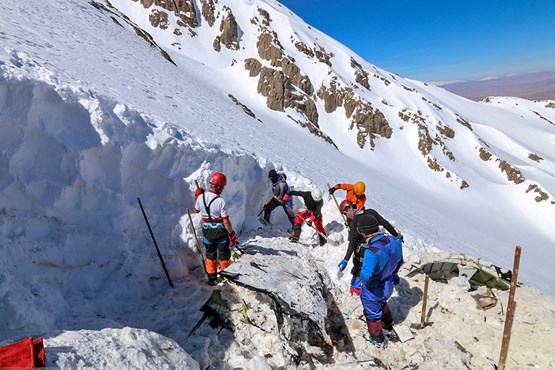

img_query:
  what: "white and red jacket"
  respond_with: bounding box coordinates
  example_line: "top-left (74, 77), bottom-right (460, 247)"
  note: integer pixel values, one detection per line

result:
top-left (194, 189), bottom-right (229, 223)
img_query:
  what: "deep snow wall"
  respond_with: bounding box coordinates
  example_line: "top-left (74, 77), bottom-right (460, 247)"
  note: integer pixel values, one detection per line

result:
top-left (0, 76), bottom-right (269, 332)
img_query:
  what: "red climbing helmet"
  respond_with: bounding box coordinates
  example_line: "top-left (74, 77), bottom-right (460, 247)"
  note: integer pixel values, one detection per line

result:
top-left (209, 172), bottom-right (227, 187)
top-left (339, 200), bottom-right (354, 214)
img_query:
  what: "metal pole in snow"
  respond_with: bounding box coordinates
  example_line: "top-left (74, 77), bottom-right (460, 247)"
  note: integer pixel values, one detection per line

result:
top-left (137, 197), bottom-right (174, 288)
top-left (498, 245), bottom-right (522, 370)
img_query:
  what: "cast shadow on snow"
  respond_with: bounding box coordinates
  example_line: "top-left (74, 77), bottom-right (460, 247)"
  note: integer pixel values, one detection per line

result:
top-left (240, 243), bottom-right (299, 257)
top-left (389, 277), bottom-right (424, 324)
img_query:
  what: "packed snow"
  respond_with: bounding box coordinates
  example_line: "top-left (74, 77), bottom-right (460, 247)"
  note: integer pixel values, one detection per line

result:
top-left (1, 0), bottom-right (554, 369)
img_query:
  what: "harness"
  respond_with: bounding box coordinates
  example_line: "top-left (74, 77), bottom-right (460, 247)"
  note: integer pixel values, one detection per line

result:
top-left (202, 192), bottom-right (220, 222)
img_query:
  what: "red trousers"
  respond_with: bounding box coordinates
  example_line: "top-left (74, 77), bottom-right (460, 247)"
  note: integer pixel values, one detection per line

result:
top-left (294, 210), bottom-right (325, 235)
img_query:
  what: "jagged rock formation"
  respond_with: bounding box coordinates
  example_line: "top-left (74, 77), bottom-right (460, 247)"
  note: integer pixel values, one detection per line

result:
top-left (214, 6), bottom-right (240, 51)
top-left (318, 78), bottom-right (391, 149)
top-left (105, 0), bottom-right (554, 203)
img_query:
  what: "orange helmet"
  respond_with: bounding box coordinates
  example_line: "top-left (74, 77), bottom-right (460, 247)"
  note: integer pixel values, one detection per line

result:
top-left (354, 181), bottom-right (365, 196)
top-left (210, 172), bottom-right (227, 187)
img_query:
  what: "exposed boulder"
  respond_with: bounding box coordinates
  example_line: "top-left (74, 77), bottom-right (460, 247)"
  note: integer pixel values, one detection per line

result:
top-left (200, 0), bottom-right (216, 27)
top-left (149, 9), bottom-right (169, 29)
top-left (216, 6), bottom-right (240, 50)
top-left (497, 159), bottom-right (525, 184)
top-left (350, 58), bottom-right (369, 89)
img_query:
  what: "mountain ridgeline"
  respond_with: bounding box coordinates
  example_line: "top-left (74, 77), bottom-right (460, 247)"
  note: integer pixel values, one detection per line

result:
top-left (104, 0), bottom-right (554, 205)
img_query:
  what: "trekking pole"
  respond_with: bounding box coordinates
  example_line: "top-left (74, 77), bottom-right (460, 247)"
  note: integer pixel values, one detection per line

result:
top-left (137, 197), bottom-right (174, 288)
top-left (420, 274), bottom-right (430, 328)
top-left (327, 183), bottom-right (348, 225)
top-left (498, 245), bottom-right (522, 370)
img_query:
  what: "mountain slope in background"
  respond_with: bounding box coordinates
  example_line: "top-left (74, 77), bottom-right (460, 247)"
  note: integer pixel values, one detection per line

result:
top-left (1, 0), bottom-right (555, 368)
top-left (101, 0), bottom-right (555, 286)
top-left (440, 70), bottom-right (555, 101)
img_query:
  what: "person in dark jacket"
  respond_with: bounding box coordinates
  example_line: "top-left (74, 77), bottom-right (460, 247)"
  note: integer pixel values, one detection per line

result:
top-left (288, 188), bottom-right (326, 246)
top-left (357, 214), bottom-right (404, 348)
top-left (337, 200), bottom-right (400, 295)
top-left (262, 169), bottom-right (295, 226)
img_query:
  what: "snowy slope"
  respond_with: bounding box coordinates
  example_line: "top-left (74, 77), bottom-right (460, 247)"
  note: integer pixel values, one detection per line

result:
top-left (1, 0), bottom-right (555, 368)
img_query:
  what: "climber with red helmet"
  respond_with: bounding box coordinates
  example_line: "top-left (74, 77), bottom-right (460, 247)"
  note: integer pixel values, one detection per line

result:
top-left (288, 188), bottom-right (326, 246)
top-left (337, 199), bottom-right (400, 295)
top-left (194, 171), bottom-right (238, 285)
top-left (328, 181), bottom-right (367, 210)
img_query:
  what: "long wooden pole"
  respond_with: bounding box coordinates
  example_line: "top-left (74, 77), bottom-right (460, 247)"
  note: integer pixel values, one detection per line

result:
top-left (498, 245), bottom-right (522, 370)
top-left (137, 197), bottom-right (174, 288)
top-left (186, 208), bottom-right (205, 265)
top-left (420, 274), bottom-right (430, 328)
top-left (327, 183), bottom-right (348, 225)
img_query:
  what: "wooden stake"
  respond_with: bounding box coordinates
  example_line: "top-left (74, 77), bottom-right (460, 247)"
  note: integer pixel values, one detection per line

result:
top-left (420, 274), bottom-right (430, 328)
top-left (327, 183), bottom-right (348, 225)
top-left (498, 245), bottom-right (522, 370)
top-left (186, 208), bottom-right (206, 274)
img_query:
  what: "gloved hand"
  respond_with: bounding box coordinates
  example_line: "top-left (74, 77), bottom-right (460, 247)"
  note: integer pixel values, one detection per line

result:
top-left (307, 215), bottom-right (316, 227)
top-left (393, 273), bottom-right (400, 285)
top-left (338, 259), bottom-right (348, 272)
top-left (229, 231), bottom-right (238, 247)
top-left (194, 187), bottom-right (204, 199)
top-left (328, 187), bottom-right (336, 195)
top-left (282, 194), bottom-right (290, 201)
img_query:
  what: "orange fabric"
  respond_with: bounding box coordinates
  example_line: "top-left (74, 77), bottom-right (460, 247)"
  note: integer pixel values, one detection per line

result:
top-left (205, 258), bottom-right (218, 274)
top-left (338, 184), bottom-right (366, 209)
top-left (219, 259), bottom-right (231, 270)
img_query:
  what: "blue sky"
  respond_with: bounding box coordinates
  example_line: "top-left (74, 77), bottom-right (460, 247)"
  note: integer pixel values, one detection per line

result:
top-left (279, 0), bottom-right (555, 82)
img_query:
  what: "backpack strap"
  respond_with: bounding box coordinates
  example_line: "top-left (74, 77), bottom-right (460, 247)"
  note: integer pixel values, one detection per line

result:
top-left (202, 193), bottom-right (220, 222)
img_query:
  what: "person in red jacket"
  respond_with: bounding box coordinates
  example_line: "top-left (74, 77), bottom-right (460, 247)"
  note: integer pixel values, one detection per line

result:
top-left (288, 188), bottom-right (326, 246)
top-left (328, 182), bottom-right (366, 210)
top-left (194, 172), bottom-right (238, 285)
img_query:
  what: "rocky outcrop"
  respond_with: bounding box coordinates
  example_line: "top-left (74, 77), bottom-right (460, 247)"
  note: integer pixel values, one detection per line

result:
top-left (149, 9), bottom-right (169, 29)
top-left (350, 58), bottom-right (369, 89)
top-left (526, 184), bottom-right (549, 202)
top-left (318, 78), bottom-right (391, 149)
top-left (214, 6), bottom-right (240, 51)
top-left (479, 148), bottom-right (492, 161)
top-left (497, 160), bottom-right (525, 184)
top-left (455, 114), bottom-right (473, 130)
top-left (228, 94), bottom-right (258, 120)
top-left (92, 1), bottom-right (176, 65)
top-left (528, 153), bottom-right (543, 162)
top-left (200, 0), bottom-right (216, 27)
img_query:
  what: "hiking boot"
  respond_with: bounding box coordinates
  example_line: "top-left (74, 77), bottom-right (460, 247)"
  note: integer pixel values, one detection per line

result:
top-left (207, 275), bottom-right (218, 286)
top-left (384, 329), bottom-right (400, 343)
top-left (289, 235), bottom-right (299, 243)
top-left (319, 236), bottom-right (327, 246)
top-left (369, 337), bottom-right (387, 349)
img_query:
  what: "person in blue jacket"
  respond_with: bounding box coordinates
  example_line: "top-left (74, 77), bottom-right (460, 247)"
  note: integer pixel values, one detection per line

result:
top-left (357, 214), bottom-right (404, 348)
top-left (262, 169), bottom-right (295, 226)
